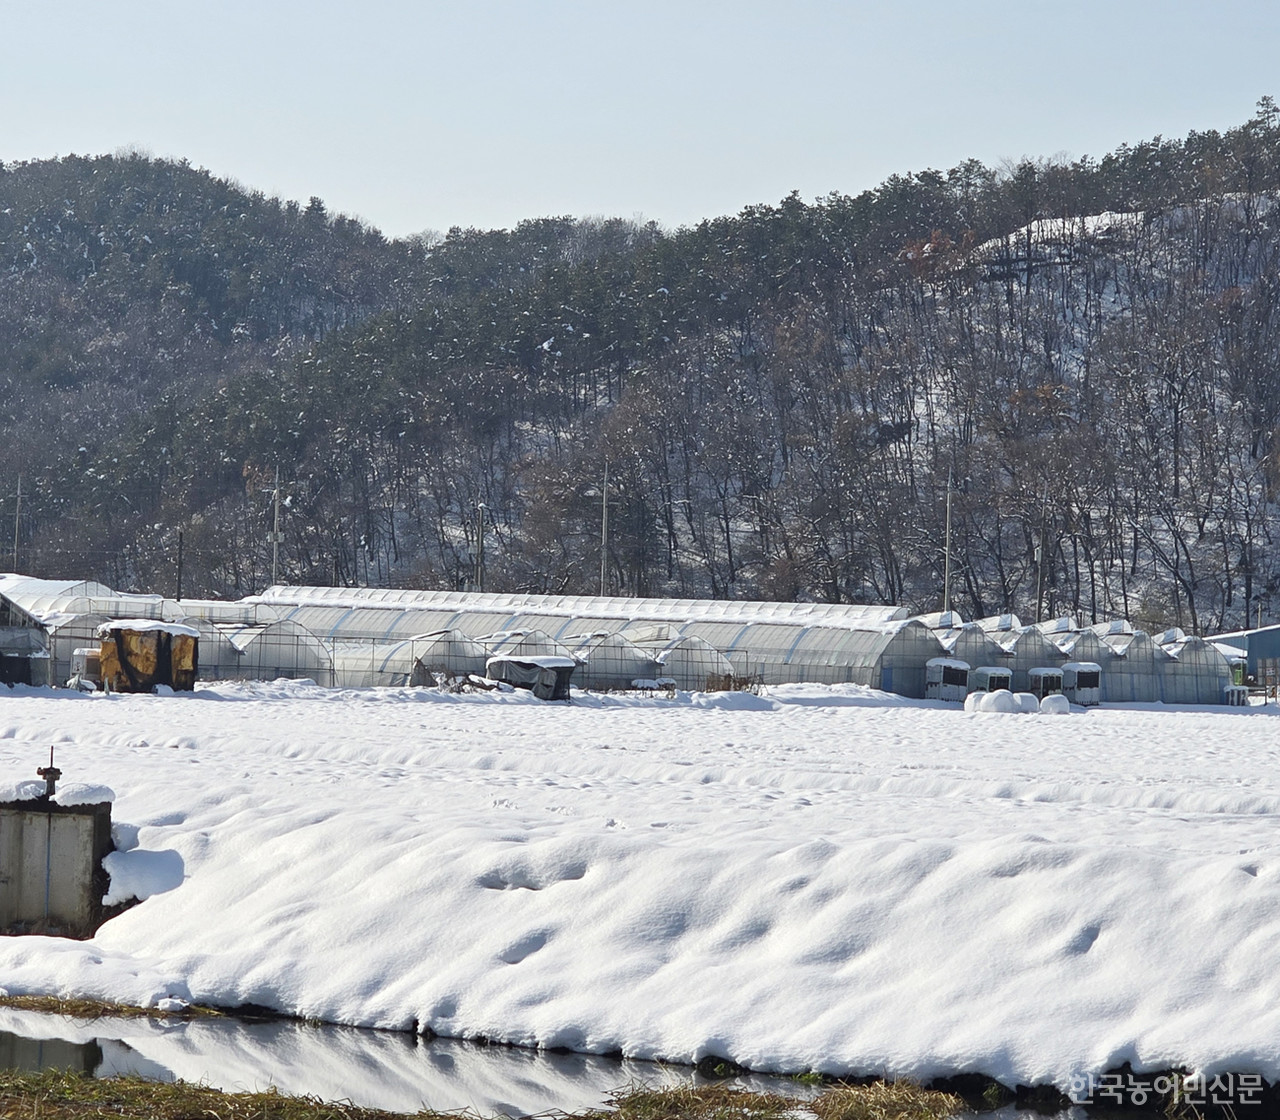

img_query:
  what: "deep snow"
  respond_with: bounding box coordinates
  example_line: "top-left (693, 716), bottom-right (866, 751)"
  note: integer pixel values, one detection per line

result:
top-left (2, 680), bottom-right (1279, 1092)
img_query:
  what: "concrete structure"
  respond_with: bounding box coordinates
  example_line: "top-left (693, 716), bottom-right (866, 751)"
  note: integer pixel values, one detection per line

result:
top-left (0, 798), bottom-right (113, 936)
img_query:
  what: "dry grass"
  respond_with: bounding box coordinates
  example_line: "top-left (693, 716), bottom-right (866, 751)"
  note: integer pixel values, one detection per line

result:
top-left (0, 994), bottom-right (224, 1020)
top-left (0, 1069), bottom-right (441, 1119)
top-left (0, 1071), bottom-right (971, 1120)
top-left (584, 1083), bottom-right (799, 1120)
top-left (810, 1081), bottom-right (967, 1120)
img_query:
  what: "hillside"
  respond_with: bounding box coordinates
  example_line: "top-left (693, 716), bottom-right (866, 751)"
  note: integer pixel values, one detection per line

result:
top-left (6, 104), bottom-right (1280, 631)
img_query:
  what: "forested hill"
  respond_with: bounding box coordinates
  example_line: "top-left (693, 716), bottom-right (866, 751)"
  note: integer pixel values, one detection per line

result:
top-left (7, 103), bottom-right (1280, 633)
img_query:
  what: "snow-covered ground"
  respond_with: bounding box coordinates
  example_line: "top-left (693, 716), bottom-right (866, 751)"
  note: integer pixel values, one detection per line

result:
top-left (2, 681), bottom-right (1280, 1094)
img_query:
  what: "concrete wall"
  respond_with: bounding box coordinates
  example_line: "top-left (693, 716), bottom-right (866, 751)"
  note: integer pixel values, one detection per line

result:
top-left (0, 800), bottom-right (113, 936)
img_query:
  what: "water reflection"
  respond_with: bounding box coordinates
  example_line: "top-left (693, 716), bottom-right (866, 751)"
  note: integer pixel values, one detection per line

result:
top-left (0, 1008), bottom-right (813, 1117)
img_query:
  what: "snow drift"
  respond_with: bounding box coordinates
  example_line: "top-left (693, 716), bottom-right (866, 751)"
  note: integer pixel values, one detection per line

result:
top-left (0, 680), bottom-right (1278, 1093)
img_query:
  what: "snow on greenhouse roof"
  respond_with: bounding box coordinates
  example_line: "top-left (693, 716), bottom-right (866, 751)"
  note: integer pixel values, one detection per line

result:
top-left (1208, 623), bottom-right (1280, 643)
top-left (97, 619), bottom-right (200, 639)
top-left (248, 586), bottom-right (910, 631)
top-left (0, 574), bottom-right (133, 622)
top-left (975, 614), bottom-right (1022, 633)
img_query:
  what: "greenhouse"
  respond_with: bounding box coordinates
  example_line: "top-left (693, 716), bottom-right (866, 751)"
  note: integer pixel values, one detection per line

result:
top-left (480, 630), bottom-right (577, 662)
top-left (0, 573), bottom-right (1250, 704)
top-left (1160, 636), bottom-right (1233, 704)
top-left (563, 632), bottom-right (657, 690)
top-left (976, 613), bottom-right (1024, 635)
top-left (43, 612), bottom-right (114, 685)
top-left (1098, 630), bottom-right (1168, 703)
top-left (936, 624), bottom-right (1010, 678)
top-left (329, 628), bottom-right (497, 689)
top-left (200, 619), bottom-right (334, 686)
top-left (0, 575), bottom-right (165, 625)
top-left (994, 626), bottom-right (1066, 692)
top-left (0, 627), bottom-right (49, 686)
top-left (404, 630), bottom-right (492, 683)
top-left (248, 585), bottom-right (911, 630)
top-left (250, 587), bottom-right (941, 694)
top-left (1055, 629), bottom-right (1112, 669)
top-left (621, 625), bottom-right (735, 690)
top-left (330, 640), bottom-right (408, 688)
top-left (187, 619), bottom-right (244, 680)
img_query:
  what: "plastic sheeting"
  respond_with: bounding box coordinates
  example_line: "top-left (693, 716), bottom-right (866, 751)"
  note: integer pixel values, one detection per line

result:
top-left (195, 619), bottom-right (334, 687)
top-left (563, 632), bottom-right (657, 691)
top-left (1161, 637), bottom-right (1232, 704)
top-left (939, 625), bottom-right (1010, 678)
top-left (994, 627), bottom-right (1066, 692)
top-left (1099, 631), bottom-right (1169, 703)
top-left (623, 632), bottom-right (733, 691)
top-left (250, 585), bottom-right (912, 630)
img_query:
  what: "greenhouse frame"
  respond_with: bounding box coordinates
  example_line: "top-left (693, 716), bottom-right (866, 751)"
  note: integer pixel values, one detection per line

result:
top-left (0, 573), bottom-right (1248, 704)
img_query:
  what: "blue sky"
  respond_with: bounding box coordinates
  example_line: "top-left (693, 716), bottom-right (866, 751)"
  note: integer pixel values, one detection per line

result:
top-left (4, 0), bottom-right (1277, 237)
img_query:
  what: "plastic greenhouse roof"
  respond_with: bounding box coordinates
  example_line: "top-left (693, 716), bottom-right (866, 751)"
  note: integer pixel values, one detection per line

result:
top-left (0, 574), bottom-right (158, 624)
top-left (248, 586), bottom-right (910, 630)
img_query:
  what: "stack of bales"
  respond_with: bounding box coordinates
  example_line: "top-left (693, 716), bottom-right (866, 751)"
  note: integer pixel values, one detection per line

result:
top-left (97, 620), bottom-right (199, 692)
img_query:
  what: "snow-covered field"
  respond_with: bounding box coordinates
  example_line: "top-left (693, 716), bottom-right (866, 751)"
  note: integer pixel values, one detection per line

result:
top-left (2, 681), bottom-right (1280, 1094)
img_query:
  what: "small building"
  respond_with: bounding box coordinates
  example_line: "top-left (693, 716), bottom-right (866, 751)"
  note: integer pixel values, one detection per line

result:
top-left (1062, 661), bottom-right (1102, 706)
top-left (969, 665), bottom-right (1013, 693)
top-left (1027, 667), bottom-right (1063, 700)
top-left (97, 620), bottom-right (199, 693)
top-left (925, 657), bottom-right (969, 701)
top-left (1207, 623), bottom-right (1280, 690)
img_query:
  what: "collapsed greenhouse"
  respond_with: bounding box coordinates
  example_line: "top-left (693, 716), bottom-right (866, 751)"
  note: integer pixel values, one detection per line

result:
top-left (0, 574), bottom-right (1246, 704)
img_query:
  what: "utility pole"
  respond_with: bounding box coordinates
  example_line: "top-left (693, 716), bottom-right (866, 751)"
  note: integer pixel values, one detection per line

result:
top-left (474, 503), bottom-right (486, 592)
top-left (600, 459), bottom-right (609, 597)
top-left (268, 467), bottom-right (284, 587)
top-left (176, 530), bottom-right (184, 601)
top-left (942, 467), bottom-right (953, 614)
top-left (1035, 480), bottom-right (1050, 623)
top-left (11, 475), bottom-right (20, 572)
